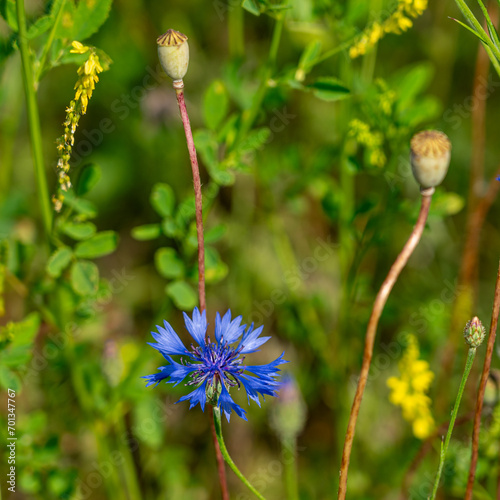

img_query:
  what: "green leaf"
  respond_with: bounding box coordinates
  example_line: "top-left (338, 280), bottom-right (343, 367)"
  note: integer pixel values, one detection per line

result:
top-left (46, 247), bottom-right (73, 278)
top-left (74, 231), bottom-right (118, 259)
top-left (0, 0), bottom-right (17, 31)
top-left (60, 221), bottom-right (97, 240)
top-left (64, 192), bottom-right (98, 219)
top-left (393, 63), bottom-right (433, 111)
top-left (26, 15), bottom-right (53, 39)
top-left (431, 192), bottom-right (465, 217)
top-left (3, 312), bottom-right (40, 347)
top-left (166, 280), bottom-right (198, 310)
top-left (76, 163), bottom-right (102, 196)
top-left (307, 77), bottom-right (350, 101)
top-left (205, 224), bottom-right (226, 244)
top-left (131, 224), bottom-right (161, 241)
top-left (155, 248), bottom-right (185, 279)
top-left (203, 80), bottom-right (229, 131)
top-left (150, 183), bottom-right (175, 217)
top-left (194, 130), bottom-right (234, 185)
top-left (297, 40), bottom-right (322, 75)
top-left (70, 261), bottom-right (99, 296)
top-left (242, 0), bottom-right (261, 16)
top-left (54, 0), bottom-right (112, 41)
top-left (205, 247), bottom-right (228, 284)
top-left (0, 366), bottom-right (21, 392)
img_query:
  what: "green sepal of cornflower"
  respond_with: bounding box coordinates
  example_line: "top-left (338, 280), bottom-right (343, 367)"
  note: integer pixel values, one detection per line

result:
top-left (464, 316), bottom-right (486, 348)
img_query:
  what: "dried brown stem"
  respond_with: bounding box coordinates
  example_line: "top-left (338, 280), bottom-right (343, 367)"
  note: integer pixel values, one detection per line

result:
top-left (465, 261), bottom-right (500, 500)
top-left (174, 80), bottom-right (228, 500)
top-left (338, 190), bottom-right (433, 499)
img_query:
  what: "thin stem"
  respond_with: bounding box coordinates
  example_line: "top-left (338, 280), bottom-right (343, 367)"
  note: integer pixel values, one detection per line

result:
top-left (16, 0), bottom-right (52, 238)
top-left (430, 347), bottom-right (477, 500)
top-left (228, 2), bottom-right (244, 59)
top-left (283, 437), bottom-right (299, 500)
top-left (337, 190), bottom-right (433, 500)
top-left (236, 16), bottom-right (283, 144)
top-left (35, 0), bottom-right (67, 83)
top-left (213, 408), bottom-right (267, 500)
top-left (173, 80), bottom-right (228, 500)
top-left (174, 84), bottom-right (206, 313)
top-left (465, 261), bottom-right (500, 499)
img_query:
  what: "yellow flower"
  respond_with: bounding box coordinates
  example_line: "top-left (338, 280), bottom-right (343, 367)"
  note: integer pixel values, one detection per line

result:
top-left (387, 334), bottom-right (435, 439)
top-left (52, 42), bottom-right (109, 212)
top-left (349, 0), bottom-right (428, 59)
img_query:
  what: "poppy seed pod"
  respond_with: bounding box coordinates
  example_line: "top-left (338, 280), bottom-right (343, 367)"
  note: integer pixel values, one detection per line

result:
top-left (157, 29), bottom-right (189, 81)
top-left (410, 130), bottom-right (451, 189)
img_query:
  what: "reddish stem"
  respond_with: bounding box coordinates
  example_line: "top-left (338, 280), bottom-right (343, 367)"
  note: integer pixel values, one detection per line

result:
top-left (174, 81), bottom-right (228, 500)
top-left (338, 190), bottom-right (433, 500)
top-left (465, 261), bottom-right (500, 500)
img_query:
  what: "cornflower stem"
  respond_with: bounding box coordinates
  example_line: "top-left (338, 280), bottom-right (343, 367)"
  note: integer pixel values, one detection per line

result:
top-left (213, 407), bottom-right (267, 500)
top-left (338, 188), bottom-right (434, 500)
top-left (283, 436), bottom-right (299, 500)
top-left (465, 261), bottom-right (500, 499)
top-left (430, 347), bottom-right (477, 500)
top-left (16, 0), bottom-right (52, 239)
top-left (173, 79), bottom-right (228, 500)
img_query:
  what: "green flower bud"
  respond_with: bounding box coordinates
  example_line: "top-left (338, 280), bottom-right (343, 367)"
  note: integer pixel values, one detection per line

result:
top-left (410, 130), bottom-right (451, 189)
top-left (464, 316), bottom-right (486, 348)
top-left (157, 29), bottom-right (189, 81)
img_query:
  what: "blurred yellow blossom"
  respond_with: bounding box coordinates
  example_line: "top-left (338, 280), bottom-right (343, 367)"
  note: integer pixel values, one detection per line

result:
top-left (52, 41), bottom-right (110, 212)
top-left (348, 119), bottom-right (386, 168)
top-left (387, 334), bottom-right (435, 439)
top-left (350, 0), bottom-right (428, 58)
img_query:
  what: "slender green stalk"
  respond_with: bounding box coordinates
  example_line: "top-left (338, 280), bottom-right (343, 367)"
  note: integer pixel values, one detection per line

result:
top-left (35, 0), bottom-right (67, 83)
top-left (429, 347), bottom-right (477, 500)
top-left (16, 0), bottom-right (53, 238)
top-left (228, 2), bottom-right (244, 59)
top-left (213, 408), bottom-right (267, 500)
top-left (283, 437), bottom-right (299, 500)
top-left (236, 15), bottom-right (284, 144)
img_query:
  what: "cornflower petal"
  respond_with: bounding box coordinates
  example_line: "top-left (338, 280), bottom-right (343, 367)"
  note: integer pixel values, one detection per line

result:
top-left (183, 307), bottom-right (207, 345)
top-left (219, 384), bottom-right (247, 421)
top-left (239, 324), bottom-right (271, 353)
top-left (177, 382), bottom-right (208, 411)
top-left (148, 320), bottom-right (188, 356)
top-left (215, 310), bottom-right (245, 343)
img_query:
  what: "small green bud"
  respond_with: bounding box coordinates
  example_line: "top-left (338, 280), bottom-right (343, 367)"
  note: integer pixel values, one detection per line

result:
top-left (157, 29), bottom-right (189, 81)
top-left (464, 316), bottom-right (486, 348)
top-left (206, 377), bottom-right (222, 406)
top-left (410, 130), bottom-right (451, 189)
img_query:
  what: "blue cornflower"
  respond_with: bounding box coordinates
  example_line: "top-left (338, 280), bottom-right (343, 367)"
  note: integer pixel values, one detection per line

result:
top-left (143, 308), bottom-right (288, 421)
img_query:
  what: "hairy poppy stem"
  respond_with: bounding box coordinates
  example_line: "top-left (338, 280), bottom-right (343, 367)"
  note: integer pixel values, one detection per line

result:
top-left (173, 79), bottom-right (228, 500)
top-left (338, 188), bottom-right (433, 499)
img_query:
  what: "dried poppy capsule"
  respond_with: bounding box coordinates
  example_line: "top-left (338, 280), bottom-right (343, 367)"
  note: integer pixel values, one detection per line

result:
top-left (410, 130), bottom-right (451, 189)
top-left (157, 29), bottom-right (189, 81)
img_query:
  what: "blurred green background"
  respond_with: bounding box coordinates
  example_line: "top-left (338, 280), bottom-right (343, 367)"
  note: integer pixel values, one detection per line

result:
top-left (1, 0), bottom-right (500, 498)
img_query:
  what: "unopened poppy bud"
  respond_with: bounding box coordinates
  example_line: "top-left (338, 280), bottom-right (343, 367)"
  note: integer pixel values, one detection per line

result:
top-left (157, 29), bottom-right (189, 81)
top-left (410, 130), bottom-right (451, 189)
top-left (464, 316), bottom-right (486, 348)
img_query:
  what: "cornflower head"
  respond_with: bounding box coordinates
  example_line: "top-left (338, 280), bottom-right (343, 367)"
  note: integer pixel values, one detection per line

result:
top-left (52, 41), bottom-right (110, 212)
top-left (143, 308), bottom-right (288, 421)
top-left (349, 0), bottom-right (429, 58)
top-left (387, 334), bottom-right (435, 439)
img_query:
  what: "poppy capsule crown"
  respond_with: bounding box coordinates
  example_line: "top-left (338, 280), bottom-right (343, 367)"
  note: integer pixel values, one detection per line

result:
top-left (157, 29), bottom-right (189, 81)
top-left (410, 130), bottom-right (451, 189)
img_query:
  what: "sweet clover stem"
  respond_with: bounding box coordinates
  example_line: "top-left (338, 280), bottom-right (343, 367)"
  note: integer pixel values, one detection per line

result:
top-left (16, 0), bottom-right (52, 239)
